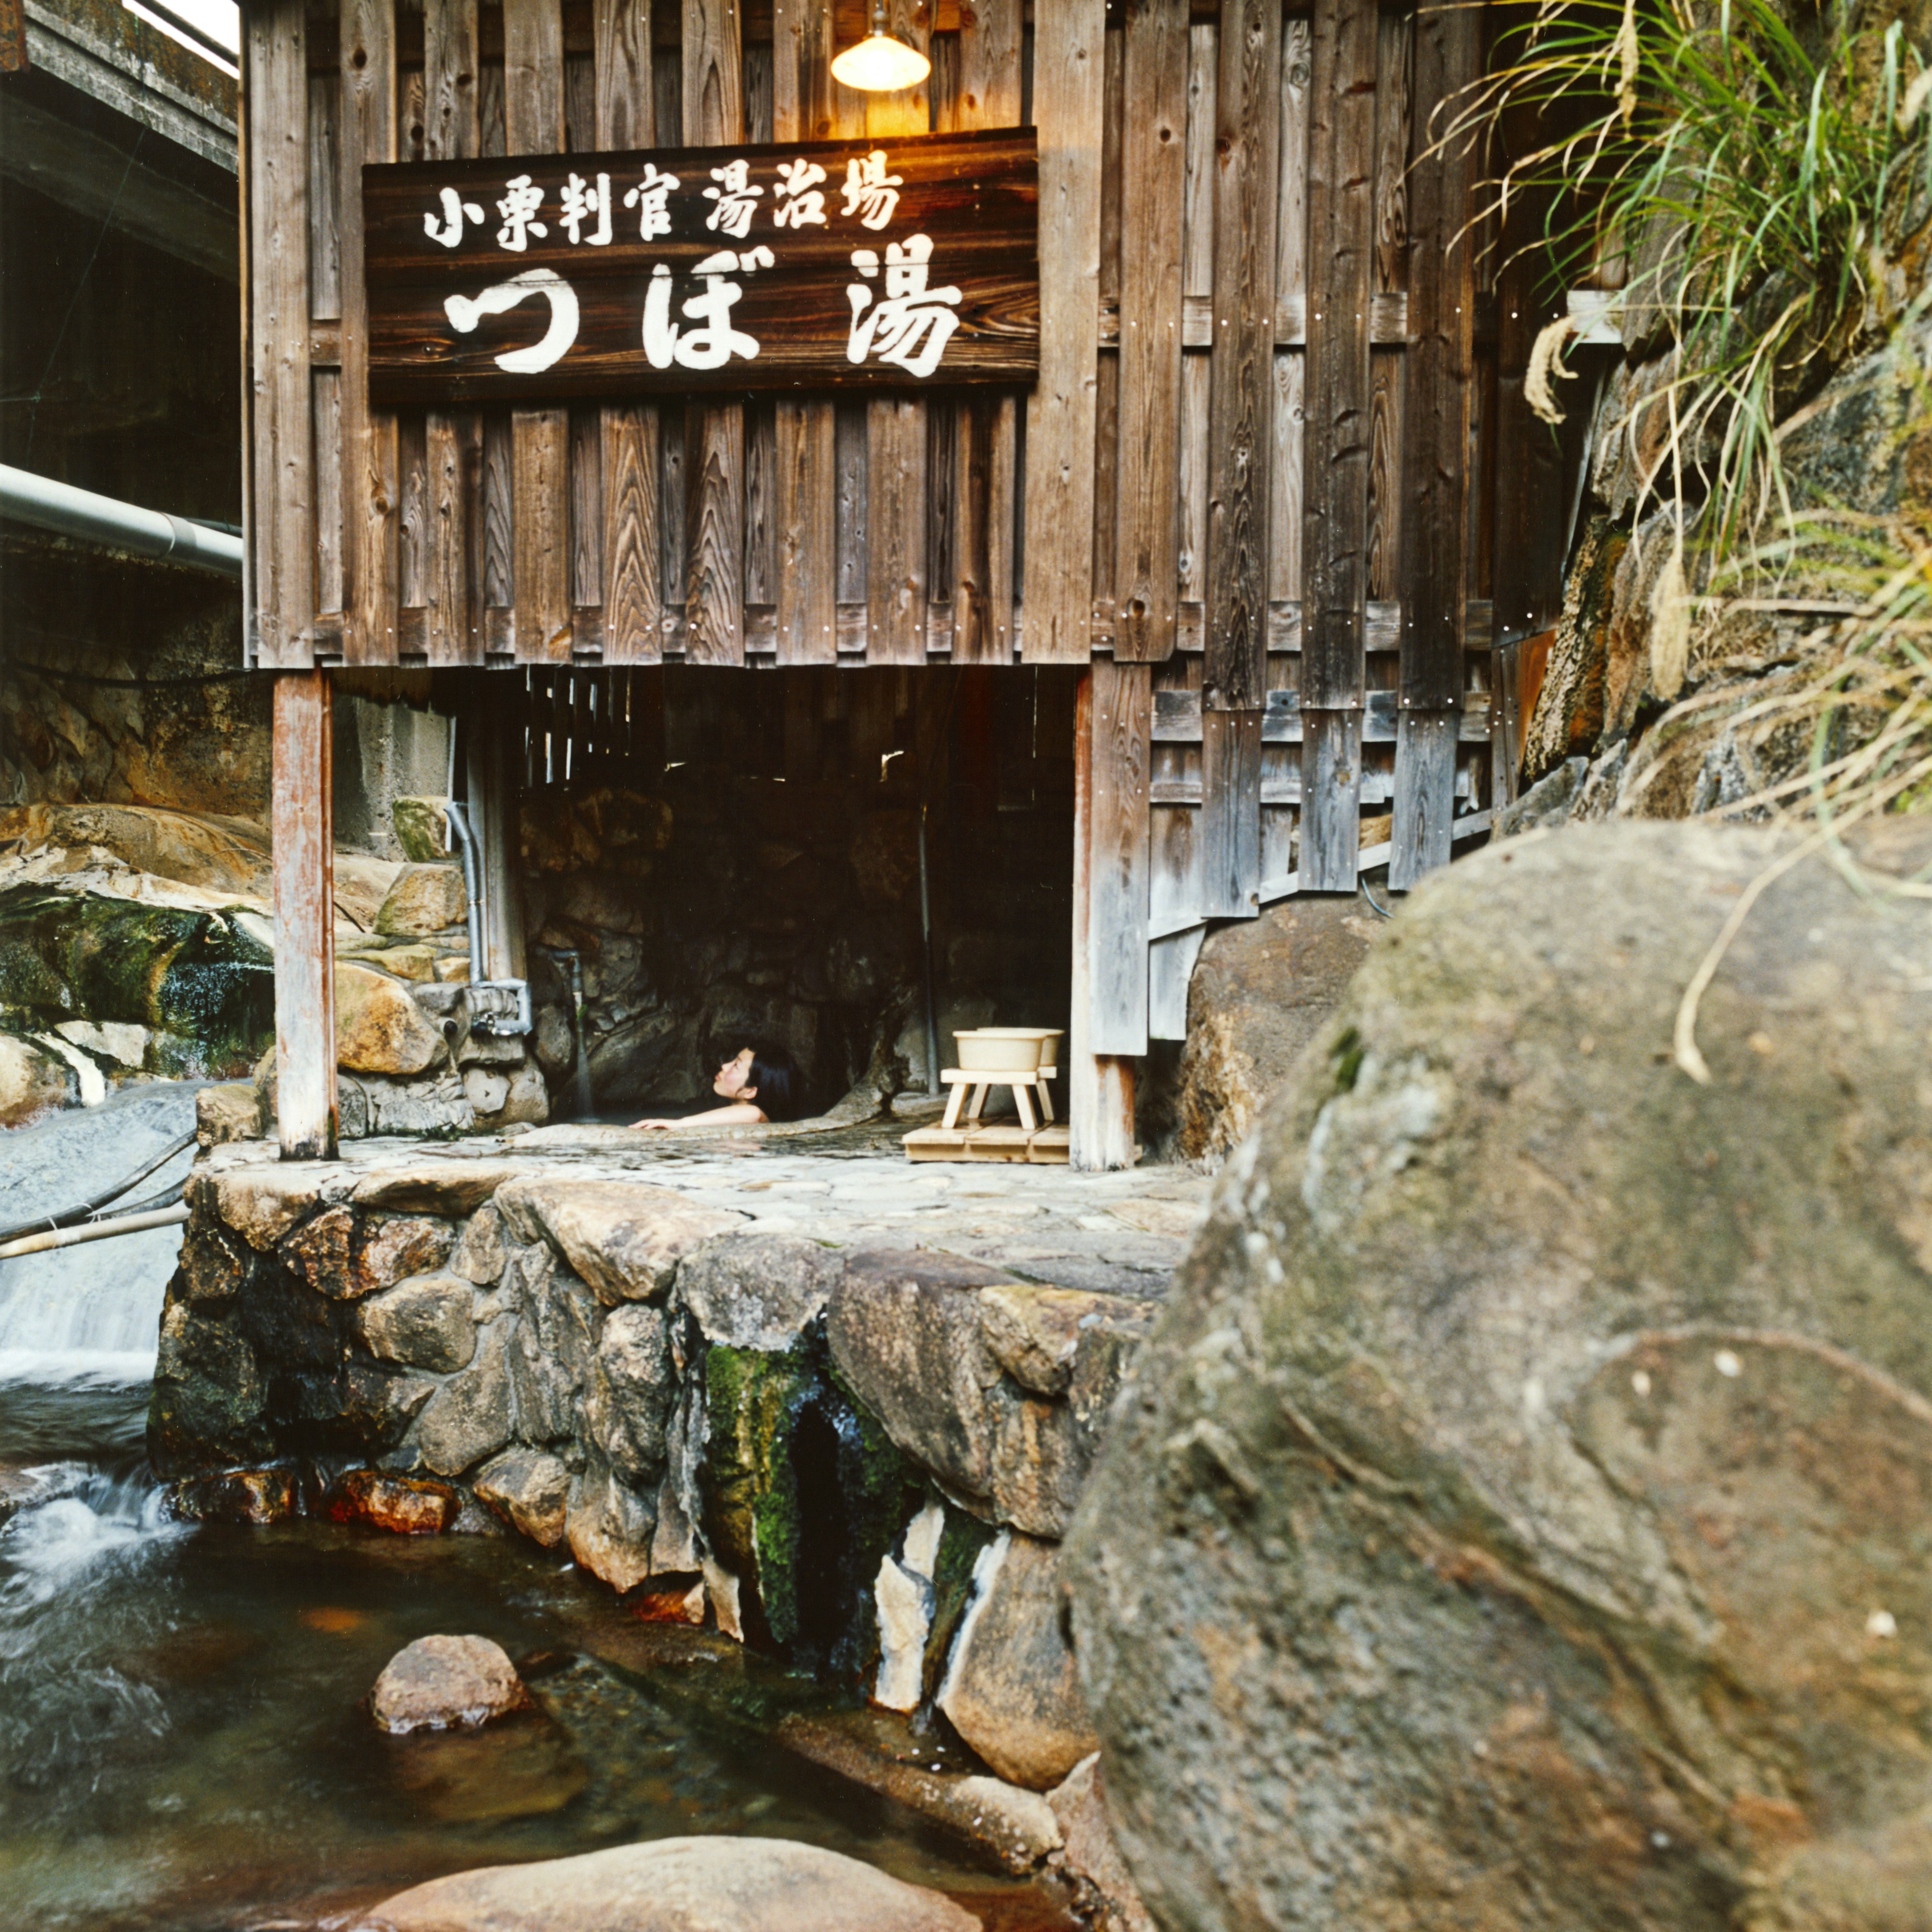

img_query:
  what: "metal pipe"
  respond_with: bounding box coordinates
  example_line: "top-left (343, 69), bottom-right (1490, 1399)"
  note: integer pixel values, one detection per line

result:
top-left (0, 1204), bottom-right (190, 1262)
top-left (0, 463), bottom-right (244, 577)
top-left (443, 799), bottom-right (487, 988)
top-left (0, 1128), bottom-right (195, 1248)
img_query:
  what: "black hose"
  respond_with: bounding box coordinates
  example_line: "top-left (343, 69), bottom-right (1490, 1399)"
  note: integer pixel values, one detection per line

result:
top-left (0, 1125), bottom-right (196, 1247)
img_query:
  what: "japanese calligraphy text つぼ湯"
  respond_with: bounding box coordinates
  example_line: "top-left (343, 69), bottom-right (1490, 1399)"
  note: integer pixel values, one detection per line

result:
top-left (425, 148), bottom-right (959, 379)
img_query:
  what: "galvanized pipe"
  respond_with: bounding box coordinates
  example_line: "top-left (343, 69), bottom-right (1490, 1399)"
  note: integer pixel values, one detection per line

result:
top-left (0, 463), bottom-right (244, 577)
top-left (0, 1203), bottom-right (190, 1262)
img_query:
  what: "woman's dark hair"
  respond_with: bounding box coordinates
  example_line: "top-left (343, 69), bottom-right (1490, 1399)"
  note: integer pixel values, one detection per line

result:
top-left (744, 1043), bottom-right (802, 1122)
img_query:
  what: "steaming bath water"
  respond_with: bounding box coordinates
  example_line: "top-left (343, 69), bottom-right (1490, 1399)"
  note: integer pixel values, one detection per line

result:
top-left (0, 1150), bottom-right (1066, 1931)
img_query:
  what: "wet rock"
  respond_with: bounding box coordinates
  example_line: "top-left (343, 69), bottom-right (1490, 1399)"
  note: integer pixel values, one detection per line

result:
top-left (585, 1306), bottom-right (674, 1484)
top-left (1065, 818), bottom-right (1932, 1932)
top-left (335, 963), bottom-right (443, 1076)
top-left (415, 1323), bottom-right (515, 1477)
top-left (375, 863), bottom-right (468, 937)
top-left (1048, 1755), bottom-right (1155, 1932)
top-left (1168, 895), bottom-right (1376, 1168)
top-left (0, 1464), bottom-right (85, 1524)
top-left (474, 1446), bottom-right (571, 1546)
top-left (774, 1711), bottom-right (1062, 1876)
top-left (937, 1531), bottom-right (1096, 1792)
top-left (282, 1207), bottom-right (455, 1301)
top-left (566, 1454), bottom-right (656, 1593)
top-left (355, 1834), bottom-right (979, 1932)
top-left (496, 1175), bottom-right (744, 1306)
top-left (169, 1466), bottom-right (294, 1524)
top-left (507, 1314), bottom-right (578, 1443)
top-left (369, 1633), bottom-right (527, 1734)
top-left (195, 1080), bottom-right (263, 1146)
top-left (351, 1162), bottom-right (521, 1218)
top-left (449, 1203), bottom-right (508, 1284)
top-left (328, 1467), bottom-right (460, 1535)
top-left (150, 1306), bottom-right (267, 1459)
top-left (358, 1275), bottom-right (476, 1374)
top-left (827, 1252), bottom-right (1154, 1538)
top-left (675, 1231), bottom-right (842, 1350)
top-left (176, 1215), bottom-right (252, 1304)
top-left (342, 1361), bottom-right (437, 1450)
top-left (392, 796), bottom-right (450, 863)
top-left (207, 1163), bottom-right (324, 1250)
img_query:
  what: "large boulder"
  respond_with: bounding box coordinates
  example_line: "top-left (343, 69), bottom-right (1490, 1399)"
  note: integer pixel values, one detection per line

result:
top-left (1167, 895), bottom-right (1376, 1166)
top-left (1066, 820), bottom-right (1932, 1932)
top-left (353, 1835), bottom-right (977, 1932)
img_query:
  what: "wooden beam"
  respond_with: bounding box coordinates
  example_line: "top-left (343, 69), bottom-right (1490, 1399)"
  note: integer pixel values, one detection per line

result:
top-left (505, 0), bottom-right (572, 663)
top-left (1111, 0), bottom-right (1188, 665)
top-left (1022, 0), bottom-right (1105, 663)
top-left (1201, 0), bottom-right (1280, 711)
top-left (772, 0), bottom-right (840, 664)
top-left (949, 0), bottom-right (1021, 664)
top-left (1071, 672), bottom-right (1137, 1170)
top-left (273, 671), bottom-right (336, 1159)
top-left (339, 0), bottom-right (397, 665)
top-left (1393, 0), bottom-right (1479, 889)
top-left (246, 0), bottom-right (312, 669)
top-left (683, 0), bottom-right (746, 664)
top-left (862, 0), bottom-right (932, 665)
top-left (1299, 0), bottom-right (1377, 890)
top-left (424, 0), bottom-right (482, 665)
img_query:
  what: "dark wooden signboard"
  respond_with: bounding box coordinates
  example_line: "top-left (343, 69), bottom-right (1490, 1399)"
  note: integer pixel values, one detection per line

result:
top-left (363, 126), bottom-right (1038, 406)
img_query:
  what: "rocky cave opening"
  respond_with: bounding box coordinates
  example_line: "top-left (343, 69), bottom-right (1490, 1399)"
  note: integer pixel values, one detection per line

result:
top-left (510, 664), bottom-right (1080, 1124)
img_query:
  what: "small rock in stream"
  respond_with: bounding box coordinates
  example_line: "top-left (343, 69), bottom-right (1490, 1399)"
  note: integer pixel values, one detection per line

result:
top-left (370, 1634), bottom-right (529, 1734)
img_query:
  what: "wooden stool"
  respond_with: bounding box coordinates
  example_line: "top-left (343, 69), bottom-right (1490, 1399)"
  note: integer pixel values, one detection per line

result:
top-left (939, 1064), bottom-right (1058, 1132)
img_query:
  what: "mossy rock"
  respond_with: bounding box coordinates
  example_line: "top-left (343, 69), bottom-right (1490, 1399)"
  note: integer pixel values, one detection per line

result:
top-left (0, 886), bottom-right (273, 1076)
top-left (699, 1330), bottom-right (922, 1679)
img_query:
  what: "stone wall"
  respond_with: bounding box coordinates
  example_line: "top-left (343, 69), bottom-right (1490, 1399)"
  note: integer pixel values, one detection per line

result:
top-left (153, 1149), bottom-right (1150, 1798)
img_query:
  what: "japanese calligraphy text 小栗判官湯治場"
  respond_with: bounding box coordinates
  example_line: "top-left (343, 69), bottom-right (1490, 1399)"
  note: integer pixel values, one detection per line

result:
top-left (361, 127), bottom-right (1040, 406)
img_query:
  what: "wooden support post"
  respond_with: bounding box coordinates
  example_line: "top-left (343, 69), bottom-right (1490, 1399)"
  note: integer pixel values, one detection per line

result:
top-left (273, 671), bottom-right (336, 1159)
top-left (1071, 672), bottom-right (1137, 1170)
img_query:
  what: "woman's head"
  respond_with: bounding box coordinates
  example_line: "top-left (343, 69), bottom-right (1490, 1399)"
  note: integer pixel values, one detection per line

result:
top-left (712, 1042), bottom-right (802, 1121)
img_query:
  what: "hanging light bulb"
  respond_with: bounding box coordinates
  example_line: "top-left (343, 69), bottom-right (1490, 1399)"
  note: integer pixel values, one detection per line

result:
top-left (832, 0), bottom-right (929, 92)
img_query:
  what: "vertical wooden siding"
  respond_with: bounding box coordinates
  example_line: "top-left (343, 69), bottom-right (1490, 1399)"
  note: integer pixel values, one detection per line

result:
top-left (249, 0), bottom-right (1525, 1055)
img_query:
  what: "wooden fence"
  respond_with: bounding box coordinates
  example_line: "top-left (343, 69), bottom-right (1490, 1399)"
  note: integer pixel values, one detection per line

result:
top-left (246, 0), bottom-right (1575, 1110)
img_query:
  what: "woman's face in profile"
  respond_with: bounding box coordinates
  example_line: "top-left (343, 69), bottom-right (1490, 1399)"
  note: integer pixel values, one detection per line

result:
top-left (714, 1048), bottom-right (757, 1100)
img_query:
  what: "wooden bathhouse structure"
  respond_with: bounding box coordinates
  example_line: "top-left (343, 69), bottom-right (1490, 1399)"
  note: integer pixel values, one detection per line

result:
top-left (242, 0), bottom-right (1576, 1168)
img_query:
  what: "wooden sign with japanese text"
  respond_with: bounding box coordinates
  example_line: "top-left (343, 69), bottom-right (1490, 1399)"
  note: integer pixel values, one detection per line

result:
top-left (363, 127), bottom-right (1038, 405)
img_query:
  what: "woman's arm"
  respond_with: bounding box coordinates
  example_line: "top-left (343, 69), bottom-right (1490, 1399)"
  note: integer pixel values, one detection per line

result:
top-left (630, 1101), bottom-right (768, 1130)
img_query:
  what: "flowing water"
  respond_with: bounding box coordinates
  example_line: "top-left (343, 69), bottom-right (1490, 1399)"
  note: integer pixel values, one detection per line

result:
top-left (0, 1108), bottom-right (1070, 1931)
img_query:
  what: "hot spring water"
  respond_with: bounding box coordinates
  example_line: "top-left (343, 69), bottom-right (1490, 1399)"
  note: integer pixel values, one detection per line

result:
top-left (0, 1098), bottom-right (1066, 1931)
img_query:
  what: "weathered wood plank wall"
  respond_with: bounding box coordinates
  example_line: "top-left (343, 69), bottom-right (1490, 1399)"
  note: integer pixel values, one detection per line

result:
top-left (246, 0), bottom-right (1547, 1082)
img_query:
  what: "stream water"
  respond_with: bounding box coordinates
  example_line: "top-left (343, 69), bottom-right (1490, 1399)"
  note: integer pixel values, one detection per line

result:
top-left (0, 1106), bottom-right (1069, 1931)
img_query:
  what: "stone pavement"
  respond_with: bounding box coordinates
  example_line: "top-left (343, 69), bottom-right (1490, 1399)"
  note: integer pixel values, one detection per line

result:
top-left (267, 1116), bottom-right (1212, 1300)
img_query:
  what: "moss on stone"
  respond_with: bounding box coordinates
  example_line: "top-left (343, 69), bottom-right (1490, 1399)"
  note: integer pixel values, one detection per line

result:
top-left (922, 1500), bottom-right (998, 1697)
top-left (697, 1332), bottom-right (922, 1680)
top-left (0, 886), bottom-right (272, 1074)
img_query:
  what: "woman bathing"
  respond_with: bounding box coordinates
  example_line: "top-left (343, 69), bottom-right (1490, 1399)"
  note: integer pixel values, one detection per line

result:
top-left (630, 1043), bottom-right (802, 1131)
